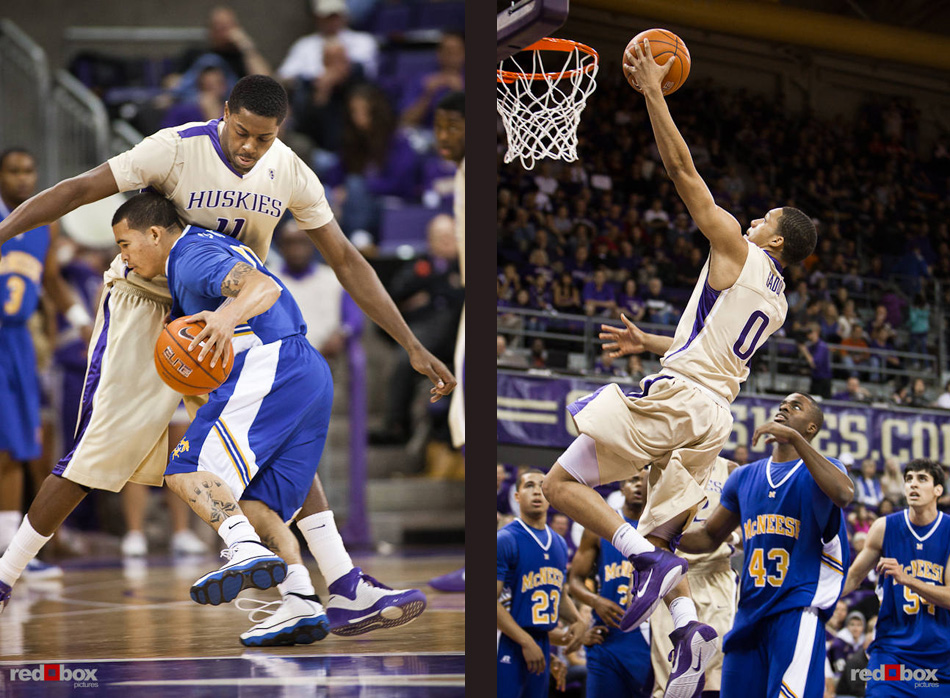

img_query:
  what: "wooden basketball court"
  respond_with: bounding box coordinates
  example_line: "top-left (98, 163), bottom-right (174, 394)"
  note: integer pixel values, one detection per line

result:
top-left (0, 549), bottom-right (464, 696)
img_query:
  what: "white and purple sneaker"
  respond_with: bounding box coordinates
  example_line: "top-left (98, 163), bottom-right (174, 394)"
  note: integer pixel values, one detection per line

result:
top-left (190, 541), bottom-right (286, 606)
top-left (620, 549), bottom-right (688, 631)
top-left (664, 621), bottom-right (720, 698)
top-left (326, 568), bottom-right (427, 636)
top-left (0, 580), bottom-right (11, 615)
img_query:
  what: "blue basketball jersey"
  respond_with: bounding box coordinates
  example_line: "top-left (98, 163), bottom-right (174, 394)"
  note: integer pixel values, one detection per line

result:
top-left (720, 456), bottom-right (850, 651)
top-left (166, 226), bottom-right (307, 343)
top-left (870, 510), bottom-right (950, 665)
top-left (0, 199), bottom-right (49, 324)
top-left (593, 515), bottom-right (637, 632)
top-left (497, 518), bottom-right (570, 632)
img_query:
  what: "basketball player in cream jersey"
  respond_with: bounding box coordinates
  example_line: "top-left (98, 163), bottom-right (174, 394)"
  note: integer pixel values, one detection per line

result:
top-left (0, 76), bottom-right (455, 641)
top-left (542, 39), bottom-right (817, 698)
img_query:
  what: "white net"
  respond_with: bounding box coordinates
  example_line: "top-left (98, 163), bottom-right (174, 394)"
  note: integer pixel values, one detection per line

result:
top-left (497, 38), bottom-right (599, 170)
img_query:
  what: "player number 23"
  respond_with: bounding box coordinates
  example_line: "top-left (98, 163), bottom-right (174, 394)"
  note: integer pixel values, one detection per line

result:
top-left (531, 589), bottom-right (560, 624)
top-left (748, 547), bottom-right (789, 587)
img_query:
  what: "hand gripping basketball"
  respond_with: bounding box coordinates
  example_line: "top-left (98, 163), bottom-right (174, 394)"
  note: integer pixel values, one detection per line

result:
top-left (622, 29), bottom-right (691, 96)
top-left (154, 316), bottom-right (233, 395)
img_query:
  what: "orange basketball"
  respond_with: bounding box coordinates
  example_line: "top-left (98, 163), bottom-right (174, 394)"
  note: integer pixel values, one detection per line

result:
top-left (624, 28), bottom-right (691, 96)
top-left (154, 316), bottom-right (233, 395)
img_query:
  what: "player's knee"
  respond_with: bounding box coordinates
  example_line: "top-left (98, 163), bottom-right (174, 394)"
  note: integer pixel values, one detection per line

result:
top-left (541, 464), bottom-right (569, 504)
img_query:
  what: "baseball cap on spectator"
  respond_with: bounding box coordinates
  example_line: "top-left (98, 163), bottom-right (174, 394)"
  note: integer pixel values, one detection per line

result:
top-left (846, 610), bottom-right (866, 625)
top-left (313, 0), bottom-right (348, 16)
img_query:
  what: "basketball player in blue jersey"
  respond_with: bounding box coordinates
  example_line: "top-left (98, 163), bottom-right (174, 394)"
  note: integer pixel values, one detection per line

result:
top-left (0, 76), bottom-right (452, 642)
top-left (542, 40), bottom-right (818, 697)
top-left (0, 148), bottom-right (92, 580)
top-left (498, 469), bottom-right (587, 698)
top-left (676, 393), bottom-right (854, 698)
top-left (569, 471), bottom-right (654, 698)
top-left (843, 459), bottom-right (950, 696)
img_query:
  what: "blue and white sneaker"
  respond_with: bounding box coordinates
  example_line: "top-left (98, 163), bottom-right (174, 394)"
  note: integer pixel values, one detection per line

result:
top-left (0, 579), bottom-right (11, 615)
top-left (22, 559), bottom-right (63, 581)
top-left (664, 621), bottom-right (720, 698)
top-left (326, 568), bottom-right (427, 636)
top-left (238, 592), bottom-right (330, 647)
top-left (190, 541), bottom-right (286, 606)
top-left (620, 549), bottom-right (689, 631)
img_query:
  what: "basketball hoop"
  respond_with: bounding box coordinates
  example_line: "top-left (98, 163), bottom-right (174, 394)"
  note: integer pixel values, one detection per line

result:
top-left (497, 37), bottom-right (599, 170)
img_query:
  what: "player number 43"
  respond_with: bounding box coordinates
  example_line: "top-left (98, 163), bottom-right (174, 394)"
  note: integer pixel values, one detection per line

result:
top-left (748, 547), bottom-right (789, 587)
top-left (531, 589), bottom-right (560, 625)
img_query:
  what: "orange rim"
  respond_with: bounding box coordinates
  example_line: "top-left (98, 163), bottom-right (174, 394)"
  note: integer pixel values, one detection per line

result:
top-left (497, 37), bottom-right (599, 83)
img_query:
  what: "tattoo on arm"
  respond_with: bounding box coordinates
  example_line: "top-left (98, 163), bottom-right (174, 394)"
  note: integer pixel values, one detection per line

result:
top-left (221, 262), bottom-right (256, 298)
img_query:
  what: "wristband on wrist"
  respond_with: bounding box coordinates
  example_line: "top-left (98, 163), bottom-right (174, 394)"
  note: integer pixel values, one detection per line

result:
top-left (65, 303), bottom-right (92, 328)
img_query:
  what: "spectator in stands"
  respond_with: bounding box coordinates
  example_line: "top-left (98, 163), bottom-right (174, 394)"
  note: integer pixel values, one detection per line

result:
top-left (593, 350), bottom-right (628, 378)
top-left (581, 268), bottom-right (616, 317)
top-left (616, 278), bottom-right (645, 322)
top-left (370, 213), bottom-right (462, 445)
top-left (933, 380), bottom-right (950, 410)
top-left (497, 334), bottom-right (527, 369)
top-left (835, 619), bottom-right (875, 698)
top-left (819, 301), bottom-right (841, 344)
top-left (173, 6), bottom-right (271, 100)
top-left (907, 292), bottom-right (930, 365)
top-left (733, 444), bottom-right (750, 465)
top-left (324, 85), bottom-right (421, 238)
top-left (162, 65), bottom-right (229, 129)
top-left (825, 599), bottom-right (848, 647)
top-left (853, 460), bottom-right (884, 510)
top-left (906, 377), bottom-right (930, 407)
top-left (880, 458), bottom-right (906, 507)
top-left (642, 276), bottom-right (677, 325)
top-left (865, 303), bottom-right (894, 342)
top-left (626, 355), bottom-right (646, 384)
top-left (828, 611), bottom-right (867, 683)
top-left (277, 0), bottom-right (378, 84)
top-left (866, 325), bottom-right (900, 384)
top-left (400, 32), bottom-right (464, 129)
top-left (292, 39), bottom-right (368, 163)
top-left (836, 299), bottom-right (861, 341)
top-left (798, 323), bottom-right (832, 399)
top-left (839, 324), bottom-right (871, 378)
top-left (530, 338), bottom-right (548, 368)
top-left (552, 273), bottom-right (582, 315)
top-left (834, 376), bottom-right (872, 403)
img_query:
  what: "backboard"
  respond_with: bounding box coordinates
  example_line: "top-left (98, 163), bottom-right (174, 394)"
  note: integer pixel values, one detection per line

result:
top-left (496, 0), bottom-right (569, 62)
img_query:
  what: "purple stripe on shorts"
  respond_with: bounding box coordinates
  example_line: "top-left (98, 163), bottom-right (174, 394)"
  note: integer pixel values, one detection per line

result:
top-left (53, 292), bottom-right (112, 476)
top-left (177, 118), bottom-right (243, 178)
top-left (665, 277), bottom-right (721, 362)
top-left (567, 374), bottom-right (674, 418)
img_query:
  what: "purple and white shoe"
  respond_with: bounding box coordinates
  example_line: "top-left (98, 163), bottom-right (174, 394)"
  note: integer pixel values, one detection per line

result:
top-left (619, 549), bottom-right (688, 631)
top-left (664, 621), bottom-right (719, 698)
top-left (326, 568), bottom-right (427, 636)
top-left (0, 580), bottom-right (11, 615)
top-left (429, 567), bottom-right (465, 592)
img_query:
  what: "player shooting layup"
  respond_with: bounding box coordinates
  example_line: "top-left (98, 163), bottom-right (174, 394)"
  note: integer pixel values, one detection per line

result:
top-left (541, 39), bottom-right (818, 696)
top-left (0, 76), bottom-right (454, 639)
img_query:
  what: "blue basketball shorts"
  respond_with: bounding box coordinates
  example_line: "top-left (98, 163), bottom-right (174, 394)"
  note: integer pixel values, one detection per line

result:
top-left (0, 323), bottom-right (41, 461)
top-left (166, 334), bottom-right (332, 522)
top-left (497, 630), bottom-right (550, 698)
top-left (586, 631), bottom-right (653, 698)
top-left (720, 607), bottom-right (826, 698)
top-left (865, 648), bottom-right (950, 697)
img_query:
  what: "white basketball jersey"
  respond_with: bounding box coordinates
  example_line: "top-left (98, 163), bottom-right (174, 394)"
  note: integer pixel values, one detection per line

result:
top-left (660, 240), bottom-right (787, 403)
top-left (108, 119), bottom-right (334, 261)
top-left (454, 158), bottom-right (465, 285)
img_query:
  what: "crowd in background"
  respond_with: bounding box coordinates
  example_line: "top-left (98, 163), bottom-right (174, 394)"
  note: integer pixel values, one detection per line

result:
top-left (497, 65), bottom-right (950, 402)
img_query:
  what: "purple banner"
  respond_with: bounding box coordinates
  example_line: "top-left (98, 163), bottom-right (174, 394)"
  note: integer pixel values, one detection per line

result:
top-left (497, 372), bottom-right (950, 463)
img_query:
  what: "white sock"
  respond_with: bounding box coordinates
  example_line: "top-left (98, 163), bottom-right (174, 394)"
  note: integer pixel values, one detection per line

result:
top-left (278, 563), bottom-right (316, 598)
top-left (217, 515), bottom-right (261, 548)
top-left (612, 522), bottom-right (655, 558)
top-left (298, 511), bottom-right (353, 585)
top-left (669, 597), bottom-right (698, 630)
top-left (0, 515), bottom-right (52, 586)
top-left (0, 511), bottom-right (24, 551)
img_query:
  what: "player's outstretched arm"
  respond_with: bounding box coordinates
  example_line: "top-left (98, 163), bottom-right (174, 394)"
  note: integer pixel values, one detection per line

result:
top-left (623, 41), bottom-right (746, 269)
top-left (678, 504), bottom-right (741, 554)
top-left (599, 314), bottom-right (674, 358)
top-left (0, 163), bottom-right (118, 247)
top-left (306, 218), bottom-right (456, 402)
top-left (843, 515), bottom-right (884, 596)
top-left (568, 529), bottom-right (624, 629)
top-left (751, 422), bottom-right (854, 508)
top-left (497, 579), bottom-right (546, 675)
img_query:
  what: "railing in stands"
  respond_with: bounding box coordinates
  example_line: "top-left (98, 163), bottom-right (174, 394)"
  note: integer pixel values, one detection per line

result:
top-left (497, 305), bottom-right (945, 396)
